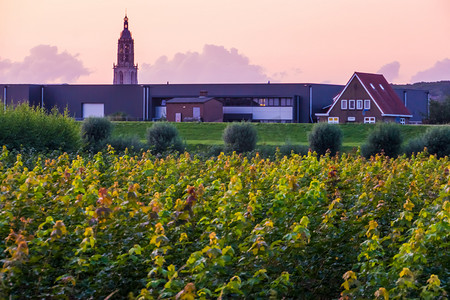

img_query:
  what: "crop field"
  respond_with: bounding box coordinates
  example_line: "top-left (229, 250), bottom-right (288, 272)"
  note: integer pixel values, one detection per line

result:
top-left (0, 146), bottom-right (448, 299)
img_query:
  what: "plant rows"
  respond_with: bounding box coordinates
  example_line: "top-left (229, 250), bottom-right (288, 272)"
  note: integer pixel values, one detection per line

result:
top-left (0, 146), bottom-right (448, 299)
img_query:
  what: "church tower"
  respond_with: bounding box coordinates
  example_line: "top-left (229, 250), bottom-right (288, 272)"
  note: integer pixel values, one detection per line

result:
top-left (113, 14), bottom-right (138, 84)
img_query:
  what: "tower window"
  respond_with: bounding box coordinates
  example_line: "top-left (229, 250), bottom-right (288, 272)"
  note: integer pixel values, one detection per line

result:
top-left (119, 71), bottom-right (123, 84)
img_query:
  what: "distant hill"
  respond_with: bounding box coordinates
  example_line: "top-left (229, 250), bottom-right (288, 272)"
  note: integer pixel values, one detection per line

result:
top-left (393, 81), bottom-right (450, 102)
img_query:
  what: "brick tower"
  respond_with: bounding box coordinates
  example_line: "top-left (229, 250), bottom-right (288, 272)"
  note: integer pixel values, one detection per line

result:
top-left (113, 14), bottom-right (138, 84)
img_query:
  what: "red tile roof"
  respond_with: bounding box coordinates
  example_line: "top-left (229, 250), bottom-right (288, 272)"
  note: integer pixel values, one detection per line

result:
top-left (354, 72), bottom-right (411, 116)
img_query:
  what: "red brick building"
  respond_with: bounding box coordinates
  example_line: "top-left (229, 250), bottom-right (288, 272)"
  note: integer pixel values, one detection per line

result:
top-left (316, 72), bottom-right (412, 124)
top-left (166, 95), bottom-right (223, 122)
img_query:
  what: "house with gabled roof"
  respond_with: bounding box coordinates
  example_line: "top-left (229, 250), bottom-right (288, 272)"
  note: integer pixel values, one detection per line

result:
top-left (316, 72), bottom-right (412, 124)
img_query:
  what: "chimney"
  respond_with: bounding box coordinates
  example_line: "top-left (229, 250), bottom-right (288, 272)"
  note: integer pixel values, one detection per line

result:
top-left (199, 90), bottom-right (208, 97)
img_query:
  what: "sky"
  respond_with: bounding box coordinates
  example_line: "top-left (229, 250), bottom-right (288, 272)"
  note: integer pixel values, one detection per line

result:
top-left (0, 0), bottom-right (449, 85)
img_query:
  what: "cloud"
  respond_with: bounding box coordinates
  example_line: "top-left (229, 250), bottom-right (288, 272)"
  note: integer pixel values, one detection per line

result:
top-left (410, 58), bottom-right (450, 83)
top-left (377, 61), bottom-right (400, 82)
top-left (0, 45), bottom-right (90, 84)
top-left (140, 44), bottom-right (270, 83)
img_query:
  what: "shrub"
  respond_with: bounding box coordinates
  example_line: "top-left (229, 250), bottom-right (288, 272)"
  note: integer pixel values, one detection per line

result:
top-left (223, 122), bottom-right (258, 153)
top-left (0, 103), bottom-right (80, 152)
top-left (308, 123), bottom-right (342, 156)
top-left (81, 117), bottom-right (112, 151)
top-left (146, 122), bottom-right (184, 154)
top-left (361, 122), bottom-right (402, 158)
top-left (280, 143), bottom-right (309, 157)
top-left (107, 135), bottom-right (146, 153)
top-left (422, 126), bottom-right (450, 158)
top-left (403, 137), bottom-right (426, 156)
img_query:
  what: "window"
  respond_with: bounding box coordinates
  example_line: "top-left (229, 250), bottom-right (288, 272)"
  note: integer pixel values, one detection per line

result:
top-left (349, 100), bottom-right (355, 110)
top-left (341, 100), bottom-right (347, 109)
top-left (280, 98), bottom-right (286, 106)
top-left (258, 98), bottom-right (266, 106)
top-left (364, 117), bottom-right (376, 124)
top-left (268, 98), bottom-right (274, 106)
top-left (328, 117), bottom-right (339, 124)
top-left (273, 98), bottom-right (280, 106)
top-left (370, 83), bottom-right (375, 89)
top-left (286, 98), bottom-right (293, 106)
top-left (347, 116), bottom-right (356, 122)
top-left (357, 100), bottom-right (363, 110)
top-left (400, 118), bottom-right (405, 125)
top-left (379, 84), bottom-right (385, 91)
top-left (364, 100), bottom-right (371, 110)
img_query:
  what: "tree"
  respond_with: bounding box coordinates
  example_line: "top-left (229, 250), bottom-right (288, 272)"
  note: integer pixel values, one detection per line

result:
top-left (427, 96), bottom-right (450, 124)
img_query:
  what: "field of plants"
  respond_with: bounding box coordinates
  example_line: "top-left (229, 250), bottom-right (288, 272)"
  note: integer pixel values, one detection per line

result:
top-left (0, 147), bottom-right (448, 299)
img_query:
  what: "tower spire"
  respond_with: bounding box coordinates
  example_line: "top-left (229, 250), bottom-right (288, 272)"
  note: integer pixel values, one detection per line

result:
top-left (124, 11), bottom-right (128, 29)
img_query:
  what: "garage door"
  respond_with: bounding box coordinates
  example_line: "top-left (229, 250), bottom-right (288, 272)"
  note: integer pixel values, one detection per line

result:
top-left (83, 103), bottom-right (104, 118)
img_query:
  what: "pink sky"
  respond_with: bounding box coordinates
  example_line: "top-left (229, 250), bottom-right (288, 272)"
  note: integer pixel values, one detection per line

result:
top-left (1, 0), bottom-right (449, 85)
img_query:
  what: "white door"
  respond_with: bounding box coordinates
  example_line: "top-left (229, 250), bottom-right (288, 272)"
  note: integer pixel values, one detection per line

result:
top-left (175, 113), bottom-right (182, 122)
top-left (193, 107), bottom-right (201, 120)
top-left (83, 103), bottom-right (104, 118)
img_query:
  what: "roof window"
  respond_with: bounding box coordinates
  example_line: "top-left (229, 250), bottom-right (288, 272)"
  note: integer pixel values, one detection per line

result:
top-left (370, 83), bottom-right (375, 89)
top-left (379, 84), bottom-right (385, 90)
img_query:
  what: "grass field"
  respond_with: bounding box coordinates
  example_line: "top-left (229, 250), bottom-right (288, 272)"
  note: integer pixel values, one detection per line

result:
top-left (110, 121), bottom-right (432, 151)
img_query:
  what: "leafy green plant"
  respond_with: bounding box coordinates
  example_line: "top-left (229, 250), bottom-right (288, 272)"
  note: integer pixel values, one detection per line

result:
top-left (0, 103), bottom-right (80, 152)
top-left (0, 147), bottom-right (448, 299)
top-left (308, 123), bottom-right (342, 156)
top-left (223, 122), bottom-right (258, 153)
top-left (361, 122), bottom-right (402, 157)
top-left (146, 122), bottom-right (184, 154)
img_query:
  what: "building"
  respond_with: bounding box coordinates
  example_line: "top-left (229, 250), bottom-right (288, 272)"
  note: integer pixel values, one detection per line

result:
top-left (316, 72), bottom-right (414, 124)
top-left (113, 14), bottom-right (138, 85)
top-left (166, 91), bottom-right (223, 122)
top-left (0, 16), bottom-right (430, 124)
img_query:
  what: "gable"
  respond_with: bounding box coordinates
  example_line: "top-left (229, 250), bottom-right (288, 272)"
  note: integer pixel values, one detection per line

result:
top-left (319, 72), bottom-right (412, 118)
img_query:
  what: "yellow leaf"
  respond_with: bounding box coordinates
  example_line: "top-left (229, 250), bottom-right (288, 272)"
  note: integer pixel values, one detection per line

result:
top-left (179, 232), bottom-right (188, 242)
top-left (399, 268), bottom-right (413, 278)
top-left (368, 220), bottom-right (378, 231)
top-left (341, 280), bottom-right (350, 290)
top-left (427, 274), bottom-right (440, 286)
top-left (264, 220), bottom-right (274, 228)
top-left (403, 199), bottom-right (414, 211)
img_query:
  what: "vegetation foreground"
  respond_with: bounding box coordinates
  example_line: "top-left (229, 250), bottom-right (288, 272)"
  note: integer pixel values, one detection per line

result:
top-left (0, 148), bottom-right (449, 299)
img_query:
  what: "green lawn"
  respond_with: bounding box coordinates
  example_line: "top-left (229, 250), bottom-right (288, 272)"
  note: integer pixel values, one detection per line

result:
top-left (111, 121), bottom-right (432, 150)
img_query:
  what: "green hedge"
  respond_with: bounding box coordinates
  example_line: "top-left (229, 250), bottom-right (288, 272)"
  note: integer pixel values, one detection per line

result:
top-left (0, 103), bottom-right (80, 152)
